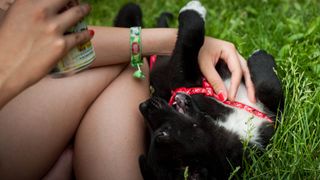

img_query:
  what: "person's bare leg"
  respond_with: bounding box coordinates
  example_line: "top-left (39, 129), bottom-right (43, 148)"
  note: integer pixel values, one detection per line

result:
top-left (0, 65), bottom-right (124, 179)
top-left (42, 146), bottom-right (74, 180)
top-left (74, 60), bottom-right (149, 180)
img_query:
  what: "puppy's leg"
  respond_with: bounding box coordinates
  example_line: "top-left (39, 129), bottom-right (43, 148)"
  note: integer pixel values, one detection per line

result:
top-left (169, 1), bottom-right (206, 88)
top-left (113, 3), bottom-right (143, 28)
top-left (248, 50), bottom-right (284, 114)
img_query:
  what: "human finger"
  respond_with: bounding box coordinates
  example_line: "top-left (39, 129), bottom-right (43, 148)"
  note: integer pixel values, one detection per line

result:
top-left (220, 44), bottom-right (242, 101)
top-left (53, 4), bottom-right (91, 33)
top-left (237, 52), bottom-right (256, 103)
top-left (199, 54), bottom-right (228, 101)
top-left (37, 0), bottom-right (70, 14)
top-left (63, 30), bottom-right (93, 52)
top-left (0, 0), bottom-right (14, 11)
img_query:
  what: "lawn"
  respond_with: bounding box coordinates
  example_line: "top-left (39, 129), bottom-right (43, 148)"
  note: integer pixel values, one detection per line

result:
top-left (86, 0), bottom-right (320, 179)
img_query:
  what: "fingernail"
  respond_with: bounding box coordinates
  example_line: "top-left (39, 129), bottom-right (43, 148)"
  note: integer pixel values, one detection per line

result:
top-left (88, 29), bottom-right (95, 37)
top-left (217, 92), bottom-right (227, 102)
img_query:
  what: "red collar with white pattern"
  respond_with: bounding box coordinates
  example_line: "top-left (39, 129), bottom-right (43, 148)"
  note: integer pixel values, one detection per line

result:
top-left (149, 55), bottom-right (273, 123)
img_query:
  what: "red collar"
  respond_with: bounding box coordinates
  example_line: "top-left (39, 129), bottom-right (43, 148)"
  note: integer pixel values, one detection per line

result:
top-left (149, 55), bottom-right (273, 123)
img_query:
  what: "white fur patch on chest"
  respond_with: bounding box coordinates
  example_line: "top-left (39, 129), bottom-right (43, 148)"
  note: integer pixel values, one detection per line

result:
top-left (216, 79), bottom-right (269, 146)
top-left (217, 109), bottom-right (265, 146)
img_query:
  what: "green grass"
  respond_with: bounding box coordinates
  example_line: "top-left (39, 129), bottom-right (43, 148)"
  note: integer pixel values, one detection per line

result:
top-left (85, 0), bottom-right (320, 179)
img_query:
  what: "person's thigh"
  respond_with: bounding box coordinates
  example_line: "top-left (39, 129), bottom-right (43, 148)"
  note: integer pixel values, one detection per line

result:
top-left (0, 65), bottom-right (124, 179)
top-left (74, 61), bottom-right (149, 180)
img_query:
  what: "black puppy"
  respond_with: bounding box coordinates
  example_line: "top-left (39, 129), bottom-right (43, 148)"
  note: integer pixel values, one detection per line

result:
top-left (115, 1), bottom-right (283, 179)
top-left (139, 1), bottom-right (284, 179)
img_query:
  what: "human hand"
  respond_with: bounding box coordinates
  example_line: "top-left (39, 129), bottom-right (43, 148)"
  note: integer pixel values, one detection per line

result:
top-left (0, 0), bottom-right (14, 11)
top-left (198, 37), bottom-right (256, 103)
top-left (0, 0), bottom-right (93, 107)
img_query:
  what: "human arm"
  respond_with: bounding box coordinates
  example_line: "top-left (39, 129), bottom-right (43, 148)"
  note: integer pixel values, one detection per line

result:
top-left (89, 26), bottom-right (177, 67)
top-left (90, 26), bottom-right (255, 102)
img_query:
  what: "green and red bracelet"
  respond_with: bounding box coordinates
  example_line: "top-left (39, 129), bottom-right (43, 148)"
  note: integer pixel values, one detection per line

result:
top-left (130, 27), bottom-right (145, 79)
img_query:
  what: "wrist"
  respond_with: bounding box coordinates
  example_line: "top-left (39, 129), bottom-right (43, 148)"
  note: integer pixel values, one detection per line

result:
top-left (141, 28), bottom-right (177, 56)
top-left (130, 27), bottom-right (144, 78)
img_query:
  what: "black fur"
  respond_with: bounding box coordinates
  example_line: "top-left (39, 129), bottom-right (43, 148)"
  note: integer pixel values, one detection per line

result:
top-left (248, 51), bottom-right (284, 113)
top-left (114, 3), bottom-right (143, 27)
top-left (115, 3), bottom-right (284, 180)
top-left (157, 12), bottom-right (173, 28)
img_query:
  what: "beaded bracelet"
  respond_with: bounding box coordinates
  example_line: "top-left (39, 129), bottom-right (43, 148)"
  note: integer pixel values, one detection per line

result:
top-left (130, 27), bottom-right (145, 79)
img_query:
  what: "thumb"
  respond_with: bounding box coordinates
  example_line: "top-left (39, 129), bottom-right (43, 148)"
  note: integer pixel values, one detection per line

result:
top-left (199, 56), bottom-right (227, 101)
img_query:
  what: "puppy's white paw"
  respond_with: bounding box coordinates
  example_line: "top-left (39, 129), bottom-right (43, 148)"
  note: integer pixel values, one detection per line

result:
top-left (252, 49), bottom-right (263, 55)
top-left (179, 0), bottom-right (207, 21)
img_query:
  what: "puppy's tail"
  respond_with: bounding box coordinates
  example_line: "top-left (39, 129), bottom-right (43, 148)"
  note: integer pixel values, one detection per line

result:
top-left (114, 3), bottom-right (143, 27)
top-left (156, 12), bottom-right (173, 28)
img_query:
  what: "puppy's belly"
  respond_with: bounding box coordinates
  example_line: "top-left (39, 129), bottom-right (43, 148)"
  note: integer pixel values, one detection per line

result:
top-left (223, 79), bottom-right (264, 111)
top-left (216, 79), bottom-right (269, 147)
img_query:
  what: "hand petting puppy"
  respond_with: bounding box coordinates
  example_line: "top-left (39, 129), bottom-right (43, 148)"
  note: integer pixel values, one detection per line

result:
top-left (199, 37), bottom-right (256, 103)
